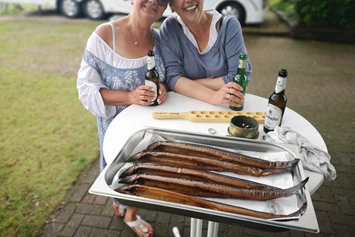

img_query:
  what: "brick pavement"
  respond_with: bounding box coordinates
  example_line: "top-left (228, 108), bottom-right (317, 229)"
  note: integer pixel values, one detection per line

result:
top-left (39, 12), bottom-right (355, 237)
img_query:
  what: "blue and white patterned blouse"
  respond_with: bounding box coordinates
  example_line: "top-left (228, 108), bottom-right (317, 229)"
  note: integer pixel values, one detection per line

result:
top-left (77, 28), bottom-right (165, 170)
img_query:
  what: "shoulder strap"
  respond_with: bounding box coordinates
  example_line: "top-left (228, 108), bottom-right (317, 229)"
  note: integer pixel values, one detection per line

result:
top-left (108, 22), bottom-right (116, 51)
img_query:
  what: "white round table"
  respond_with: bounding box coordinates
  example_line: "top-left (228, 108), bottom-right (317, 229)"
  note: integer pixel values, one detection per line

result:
top-left (103, 92), bottom-right (326, 237)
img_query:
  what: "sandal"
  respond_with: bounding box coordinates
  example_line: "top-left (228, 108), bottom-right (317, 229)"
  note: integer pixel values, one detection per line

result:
top-left (124, 215), bottom-right (153, 237)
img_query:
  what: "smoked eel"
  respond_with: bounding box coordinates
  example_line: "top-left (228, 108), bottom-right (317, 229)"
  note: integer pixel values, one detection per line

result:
top-left (119, 173), bottom-right (309, 200)
top-left (115, 185), bottom-right (308, 220)
top-left (128, 151), bottom-right (288, 176)
top-left (120, 163), bottom-right (278, 190)
top-left (146, 141), bottom-right (299, 170)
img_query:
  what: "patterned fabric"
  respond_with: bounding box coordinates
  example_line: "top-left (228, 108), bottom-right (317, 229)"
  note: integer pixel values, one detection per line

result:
top-left (77, 29), bottom-right (165, 171)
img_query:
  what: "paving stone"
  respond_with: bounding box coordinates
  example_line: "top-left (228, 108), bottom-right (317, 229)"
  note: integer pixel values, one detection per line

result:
top-left (315, 211), bottom-right (334, 234)
top-left (60, 214), bottom-right (85, 237)
top-left (313, 201), bottom-right (340, 214)
top-left (170, 215), bottom-right (185, 229)
top-left (89, 228), bottom-right (119, 237)
top-left (335, 196), bottom-right (355, 215)
top-left (82, 193), bottom-right (96, 204)
top-left (334, 172), bottom-right (353, 189)
top-left (121, 227), bottom-right (138, 237)
top-left (81, 215), bottom-right (112, 228)
top-left (76, 203), bottom-right (103, 215)
top-left (288, 229), bottom-right (307, 237)
top-left (54, 203), bottom-right (77, 223)
top-left (225, 224), bottom-right (244, 237)
top-left (311, 187), bottom-right (336, 203)
top-left (155, 211), bottom-right (171, 225)
top-left (101, 198), bottom-right (115, 216)
top-left (153, 223), bottom-right (170, 237)
top-left (108, 216), bottom-right (125, 230)
top-left (68, 184), bottom-right (91, 202)
top-left (94, 195), bottom-right (109, 205)
top-left (79, 159), bottom-right (100, 184)
top-left (139, 209), bottom-right (158, 223)
top-left (40, 222), bottom-right (65, 237)
top-left (329, 213), bottom-right (355, 226)
top-left (73, 226), bottom-right (92, 237)
top-left (182, 227), bottom-right (191, 237)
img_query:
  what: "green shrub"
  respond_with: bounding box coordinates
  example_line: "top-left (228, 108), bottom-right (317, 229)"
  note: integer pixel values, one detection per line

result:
top-left (279, 0), bottom-right (355, 28)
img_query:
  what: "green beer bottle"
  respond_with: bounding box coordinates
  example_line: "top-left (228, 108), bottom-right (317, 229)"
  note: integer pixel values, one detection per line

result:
top-left (230, 53), bottom-right (247, 111)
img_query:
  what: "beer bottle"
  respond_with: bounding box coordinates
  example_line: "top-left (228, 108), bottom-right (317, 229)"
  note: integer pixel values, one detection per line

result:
top-left (145, 50), bottom-right (160, 106)
top-left (263, 69), bottom-right (288, 133)
top-left (230, 53), bottom-right (247, 111)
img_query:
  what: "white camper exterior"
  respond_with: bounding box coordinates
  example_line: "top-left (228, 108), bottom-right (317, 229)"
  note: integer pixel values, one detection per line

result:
top-left (1, 0), bottom-right (266, 25)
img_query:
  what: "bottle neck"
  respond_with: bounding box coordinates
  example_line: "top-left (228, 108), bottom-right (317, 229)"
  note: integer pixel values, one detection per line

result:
top-left (275, 76), bottom-right (286, 93)
top-left (237, 59), bottom-right (246, 75)
top-left (238, 59), bottom-right (246, 70)
top-left (147, 56), bottom-right (155, 70)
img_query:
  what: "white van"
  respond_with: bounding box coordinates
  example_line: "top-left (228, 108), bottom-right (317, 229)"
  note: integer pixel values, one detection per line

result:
top-left (1, 0), bottom-right (267, 25)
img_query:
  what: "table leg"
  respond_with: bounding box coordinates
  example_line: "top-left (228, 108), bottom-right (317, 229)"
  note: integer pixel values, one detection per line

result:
top-left (190, 218), bottom-right (203, 237)
top-left (190, 218), bottom-right (196, 237)
top-left (207, 221), bottom-right (219, 237)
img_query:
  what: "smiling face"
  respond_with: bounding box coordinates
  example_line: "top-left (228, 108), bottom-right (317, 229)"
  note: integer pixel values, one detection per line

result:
top-left (169, 0), bottom-right (204, 24)
top-left (132, 0), bottom-right (168, 22)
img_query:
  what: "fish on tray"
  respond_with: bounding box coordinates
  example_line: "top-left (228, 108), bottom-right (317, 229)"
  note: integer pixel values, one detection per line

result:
top-left (120, 163), bottom-right (278, 190)
top-left (119, 172), bottom-right (309, 200)
top-left (115, 185), bottom-right (308, 220)
top-left (116, 141), bottom-right (307, 219)
top-left (128, 151), bottom-right (297, 177)
top-left (145, 141), bottom-right (300, 169)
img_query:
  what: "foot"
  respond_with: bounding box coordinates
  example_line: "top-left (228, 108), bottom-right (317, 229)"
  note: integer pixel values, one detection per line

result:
top-left (124, 215), bottom-right (153, 237)
top-left (112, 202), bottom-right (125, 217)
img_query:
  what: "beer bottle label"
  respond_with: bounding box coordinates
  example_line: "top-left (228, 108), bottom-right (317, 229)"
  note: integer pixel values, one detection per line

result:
top-left (238, 59), bottom-right (246, 69)
top-left (275, 76), bottom-right (286, 93)
top-left (147, 57), bottom-right (155, 70)
top-left (145, 79), bottom-right (157, 101)
top-left (264, 104), bottom-right (282, 130)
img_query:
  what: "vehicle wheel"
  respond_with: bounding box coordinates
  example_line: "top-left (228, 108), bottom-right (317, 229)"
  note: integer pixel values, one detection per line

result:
top-left (83, 0), bottom-right (105, 20)
top-left (217, 2), bottom-right (246, 25)
top-left (59, 0), bottom-right (82, 18)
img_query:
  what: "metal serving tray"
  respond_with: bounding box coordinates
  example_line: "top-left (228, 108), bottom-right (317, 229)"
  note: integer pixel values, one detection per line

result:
top-left (89, 128), bottom-right (319, 233)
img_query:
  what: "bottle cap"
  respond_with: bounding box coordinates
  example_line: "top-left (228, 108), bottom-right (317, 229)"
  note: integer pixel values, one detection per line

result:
top-left (279, 69), bottom-right (288, 77)
top-left (147, 50), bottom-right (154, 56)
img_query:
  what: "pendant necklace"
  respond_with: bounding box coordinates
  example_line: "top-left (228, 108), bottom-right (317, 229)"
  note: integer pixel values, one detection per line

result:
top-left (129, 23), bottom-right (150, 46)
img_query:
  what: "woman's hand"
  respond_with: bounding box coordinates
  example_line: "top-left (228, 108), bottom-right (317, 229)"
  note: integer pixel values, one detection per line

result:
top-left (129, 85), bottom-right (157, 105)
top-left (211, 82), bottom-right (245, 106)
top-left (157, 83), bottom-right (168, 104)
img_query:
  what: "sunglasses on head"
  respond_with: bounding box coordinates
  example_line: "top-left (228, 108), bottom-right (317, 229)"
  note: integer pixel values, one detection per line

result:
top-left (157, 0), bottom-right (170, 6)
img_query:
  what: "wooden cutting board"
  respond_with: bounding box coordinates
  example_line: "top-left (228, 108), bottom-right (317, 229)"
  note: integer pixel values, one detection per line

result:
top-left (152, 111), bottom-right (265, 123)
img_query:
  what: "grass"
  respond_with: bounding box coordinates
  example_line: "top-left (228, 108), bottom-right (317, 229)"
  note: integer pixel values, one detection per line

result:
top-left (0, 18), bottom-right (102, 236)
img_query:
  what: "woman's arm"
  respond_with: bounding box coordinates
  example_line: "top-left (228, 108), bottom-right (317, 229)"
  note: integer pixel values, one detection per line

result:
top-left (175, 77), bottom-right (244, 106)
top-left (222, 16), bottom-right (252, 84)
top-left (194, 76), bottom-right (225, 90)
top-left (159, 16), bottom-right (246, 106)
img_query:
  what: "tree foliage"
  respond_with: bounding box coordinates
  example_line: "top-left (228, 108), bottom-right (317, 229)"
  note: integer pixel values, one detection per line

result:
top-left (273, 0), bottom-right (355, 28)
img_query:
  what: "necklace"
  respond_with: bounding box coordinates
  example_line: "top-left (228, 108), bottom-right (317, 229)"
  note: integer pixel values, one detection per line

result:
top-left (129, 23), bottom-right (150, 46)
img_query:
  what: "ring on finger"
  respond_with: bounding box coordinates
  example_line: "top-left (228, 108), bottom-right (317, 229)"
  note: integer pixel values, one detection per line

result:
top-left (227, 94), bottom-right (231, 100)
top-left (227, 88), bottom-right (230, 94)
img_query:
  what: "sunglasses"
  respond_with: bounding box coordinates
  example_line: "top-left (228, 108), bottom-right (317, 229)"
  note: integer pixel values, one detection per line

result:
top-left (157, 0), bottom-right (170, 6)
